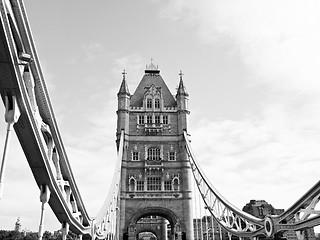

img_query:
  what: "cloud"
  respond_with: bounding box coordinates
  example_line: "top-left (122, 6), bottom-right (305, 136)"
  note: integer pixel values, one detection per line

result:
top-left (189, 98), bottom-right (320, 209)
top-left (81, 42), bottom-right (107, 62)
top-left (158, 0), bottom-right (320, 209)
top-left (111, 54), bottom-right (145, 92)
top-left (160, 0), bottom-right (320, 94)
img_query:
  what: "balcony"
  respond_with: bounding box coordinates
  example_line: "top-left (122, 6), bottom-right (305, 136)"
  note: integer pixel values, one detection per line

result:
top-left (144, 123), bottom-right (163, 134)
top-left (145, 158), bottom-right (163, 172)
top-left (145, 158), bottom-right (163, 166)
top-left (126, 191), bottom-right (181, 199)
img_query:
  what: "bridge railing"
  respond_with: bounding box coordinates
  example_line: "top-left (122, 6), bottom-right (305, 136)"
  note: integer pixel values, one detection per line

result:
top-left (1, 1), bottom-right (125, 238)
top-left (183, 131), bottom-right (265, 238)
top-left (0, 0), bottom-right (92, 237)
top-left (184, 131), bottom-right (320, 240)
top-left (94, 130), bottom-right (124, 240)
top-left (271, 178), bottom-right (320, 239)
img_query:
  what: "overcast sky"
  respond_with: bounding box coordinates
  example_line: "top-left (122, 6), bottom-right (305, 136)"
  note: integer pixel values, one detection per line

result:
top-left (1, 0), bottom-right (320, 233)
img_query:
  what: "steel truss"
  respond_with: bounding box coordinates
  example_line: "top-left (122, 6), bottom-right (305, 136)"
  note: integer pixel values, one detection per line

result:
top-left (184, 131), bottom-right (320, 240)
top-left (0, 1), bottom-right (121, 239)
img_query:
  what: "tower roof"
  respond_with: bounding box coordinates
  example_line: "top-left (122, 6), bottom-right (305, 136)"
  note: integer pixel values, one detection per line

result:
top-left (176, 71), bottom-right (188, 97)
top-left (130, 63), bottom-right (176, 107)
top-left (118, 70), bottom-right (130, 96)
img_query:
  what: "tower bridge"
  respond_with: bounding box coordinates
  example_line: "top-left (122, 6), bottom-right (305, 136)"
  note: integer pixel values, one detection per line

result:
top-left (1, 1), bottom-right (320, 240)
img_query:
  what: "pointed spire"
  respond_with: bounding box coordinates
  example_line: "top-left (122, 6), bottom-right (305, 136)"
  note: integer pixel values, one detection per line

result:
top-left (176, 70), bottom-right (188, 97)
top-left (118, 69), bottom-right (130, 96)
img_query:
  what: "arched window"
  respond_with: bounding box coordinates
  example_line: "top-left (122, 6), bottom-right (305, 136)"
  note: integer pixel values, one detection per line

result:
top-left (132, 151), bottom-right (139, 161)
top-left (137, 180), bottom-right (144, 191)
top-left (173, 178), bottom-right (179, 191)
top-left (162, 115), bottom-right (169, 125)
top-left (138, 115), bottom-right (144, 124)
top-left (155, 99), bottom-right (160, 108)
top-left (147, 177), bottom-right (161, 191)
top-left (155, 115), bottom-right (160, 124)
top-left (146, 98), bottom-right (152, 108)
top-left (148, 147), bottom-right (160, 160)
top-left (169, 151), bottom-right (176, 161)
top-left (146, 115), bottom-right (152, 124)
top-left (129, 178), bottom-right (136, 191)
top-left (164, 180), bottom-right (172, 191)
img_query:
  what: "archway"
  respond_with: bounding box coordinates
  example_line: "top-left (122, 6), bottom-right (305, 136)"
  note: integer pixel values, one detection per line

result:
top-left (137, 230), bottom-right (157, 240)
top-left (127, 207), bottom-right (179, 240)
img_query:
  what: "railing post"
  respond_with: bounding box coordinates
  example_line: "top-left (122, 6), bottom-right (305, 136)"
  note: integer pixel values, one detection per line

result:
top-left (91, 218), bottom-right (96, 240)
top-left (38, 185), bottom-right (50, 240)
top-left (0, 95), bottom-right (20, 199)
top-left (62, 222), bottom-right (69, 240)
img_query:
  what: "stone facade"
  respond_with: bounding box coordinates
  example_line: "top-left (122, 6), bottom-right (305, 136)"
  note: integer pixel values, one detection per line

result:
top-left (117, 63), bottom-right (193, 240)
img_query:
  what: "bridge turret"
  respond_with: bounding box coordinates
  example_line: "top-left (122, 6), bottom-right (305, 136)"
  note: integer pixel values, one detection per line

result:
top-left (117, 70), bottom-right (130, 137)
top-left (118, 62), bottom-right (194, 240)
top-left (176, 71), bottom-right (189, 135)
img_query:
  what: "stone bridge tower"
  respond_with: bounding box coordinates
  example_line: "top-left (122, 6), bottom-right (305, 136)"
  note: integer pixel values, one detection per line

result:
top-left (116, 61), bottom-right (193, 240)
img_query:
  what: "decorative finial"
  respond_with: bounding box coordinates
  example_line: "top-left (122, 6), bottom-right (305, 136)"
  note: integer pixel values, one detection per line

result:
top-left (179, 70), bottom-right (184, 80)
top-left (122, 69), bottom-right (127, 80)
top-left (146, 59), bottom-right (159, 70)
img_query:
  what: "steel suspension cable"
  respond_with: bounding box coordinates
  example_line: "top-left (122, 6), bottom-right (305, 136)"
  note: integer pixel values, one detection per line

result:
top-left (184, 131), bottom-right (264, 238)
top-left (94, 130), bottom-right (124, 239)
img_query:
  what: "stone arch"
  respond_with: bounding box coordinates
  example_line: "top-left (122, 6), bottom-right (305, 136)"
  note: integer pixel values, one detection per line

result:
top-left (128, 177), bottom-right (136, 191)
top-left (129, 206), bottom-right (178, 227)
top-left (172, 177), bottom-right (179, 191)
top-left (136, 228), bottom-right (159, 240)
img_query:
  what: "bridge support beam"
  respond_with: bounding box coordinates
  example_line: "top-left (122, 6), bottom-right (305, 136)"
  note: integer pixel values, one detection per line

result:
top-left (62, 222), bottom-right (69, 240)
top-left (0, 95), bottom-right (20, 199)
top-left (38, 185), bottom-right (51, 240)
top-left (161, 218), bottom-right (167, 240)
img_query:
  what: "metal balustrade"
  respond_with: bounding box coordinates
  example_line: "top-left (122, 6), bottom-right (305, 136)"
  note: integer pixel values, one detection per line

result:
top-left (184, 131), bottom-right (320, 239)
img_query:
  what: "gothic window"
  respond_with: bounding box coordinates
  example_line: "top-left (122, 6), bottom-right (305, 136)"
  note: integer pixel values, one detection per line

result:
top-left (132, 151), bottom-right (139, 161)
top-left (164, 180), bottom-right (172, 191)
top-left (146, 98), bottom-right (152, 109)
top-left (137, 180), bottom-right (144, 191)
top-left (147, 177), bottom-right (161, 191)
top-left (148, 147), bottom-right (160, 160)
top-left (163, 115), bottom-right (168, 125)
top-left (146, 115), bottom-right (152, 124)
top-left (258, 207), bottom-right (264, 216)
top-left (155, 115), bottom-right (160, 124)
top-left (155, 99), bottom-right (160, 108)
top-left (169, 152), bottom-right (176, 161)
top-left (129, 178), bottom-right (136, 191)
top-left (138, 115), bottom-right (144, 124)
top-left (172, 178), bottom-right (179, 191)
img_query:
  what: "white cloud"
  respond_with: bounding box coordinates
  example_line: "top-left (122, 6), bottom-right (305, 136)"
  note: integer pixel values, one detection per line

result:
top-left (160, 0), bottom-right (320, 210)
top-left (81, 42), bottom-right (107, 62)
top-left (161, 0), bottom-right (320, 94)
top-left (111, 54), bottom-right (145, 92)
top-left (189, 98), bottom-right (320, 209)
top-left (3, 0), bottom-right (320, 233)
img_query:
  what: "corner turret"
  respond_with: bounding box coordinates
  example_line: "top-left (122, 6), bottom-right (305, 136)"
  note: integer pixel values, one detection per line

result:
top-left (117, 70), bottom-right (130, 136)
top-left (176, 71), bottom-right (188, 98)
top-left (176, 71), bottom-right (189, 135)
